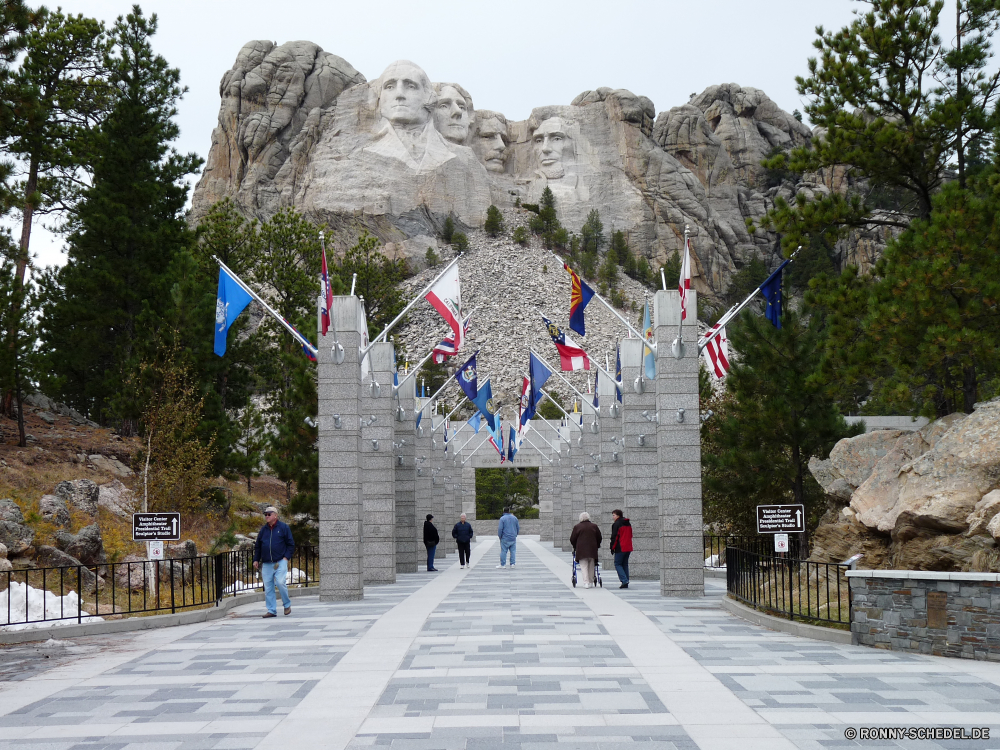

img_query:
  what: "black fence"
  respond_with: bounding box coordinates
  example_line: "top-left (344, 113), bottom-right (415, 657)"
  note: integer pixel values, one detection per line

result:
top-left (1, 546), bottom-right (319, 630)
top-left (703, 534), bottom-right (809, 567)
top-left (725, 545), bottom-right (851, 626)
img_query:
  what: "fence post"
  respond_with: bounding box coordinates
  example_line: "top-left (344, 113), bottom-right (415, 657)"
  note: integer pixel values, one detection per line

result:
top-left (77, 566), bottom-right (82, 624)
top-left (788, 558), bottom-right (795, 621)
top-left (214, 553), bottom-right (224, 604)
top-left (170, 560), bottom-right (176, 614)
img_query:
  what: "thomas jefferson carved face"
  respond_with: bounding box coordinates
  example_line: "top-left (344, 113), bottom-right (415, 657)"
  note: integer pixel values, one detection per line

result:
top-left (433, 84), bottom-right (470, 144)
top-left (532, 117), bottom-right (570, 179)
top-left (377, 61), bottom-right (432, 126)
top-left (473, 113), bottom-right (508, 172)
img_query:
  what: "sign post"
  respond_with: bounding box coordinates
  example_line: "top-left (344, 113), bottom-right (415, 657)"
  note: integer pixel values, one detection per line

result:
top-left (133, 513), bottom-right (180, 606)
top-left (774, 533), bottom-right (789, 553)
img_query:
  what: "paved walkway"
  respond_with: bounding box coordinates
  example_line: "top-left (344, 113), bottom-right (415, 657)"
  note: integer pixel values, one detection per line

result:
top-left (1, 538), bottom-right (1000, 749)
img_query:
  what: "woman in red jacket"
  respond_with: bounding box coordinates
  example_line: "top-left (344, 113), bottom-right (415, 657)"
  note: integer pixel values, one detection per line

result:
top-left (610, 509), bottom-right (633, 589)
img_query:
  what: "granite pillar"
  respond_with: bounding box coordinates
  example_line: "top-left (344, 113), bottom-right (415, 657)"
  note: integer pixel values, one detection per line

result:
top-left (654, 289), bottom-right (703, 597)
top-left (394, 374), bottom-right (417, 573)
top-left (598, 373), bottom-right (624, 523)
top-left (360, 342), bottom-right (395, 584)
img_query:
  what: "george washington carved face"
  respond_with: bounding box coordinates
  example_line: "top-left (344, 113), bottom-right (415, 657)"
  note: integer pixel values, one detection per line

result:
top-left (377, 60), bottom-right (433, 126)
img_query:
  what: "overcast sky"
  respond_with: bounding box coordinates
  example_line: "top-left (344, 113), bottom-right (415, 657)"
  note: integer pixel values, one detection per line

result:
top-left (19, 0), bottom-right (874, 268)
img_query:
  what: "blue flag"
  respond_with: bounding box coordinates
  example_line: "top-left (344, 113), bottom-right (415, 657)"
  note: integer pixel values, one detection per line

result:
top-left (507, 425), bottom-right (518, 462)
top-left (526, 352), bottom-right (552, 425)
top-left (214, 268), bottom-right (253, 357)
top-left (593, 370), bottom-right (599, 409)
top-left (471, 378), bottom-right (498, 430)
top-left (416, 410), bottom-right (422, 430)
top-left (643, 301), bottom-right (656, 379)
top-left (760, 259), bottom-right (791, 329)
top-left (469, 412), bottom-right (481, 434)
top-left (457, 351), bottom-right (479, 402)
top-left (615, 345), bottom-right (623, 403)
top-left (565, 263), bottom-right (596, 337)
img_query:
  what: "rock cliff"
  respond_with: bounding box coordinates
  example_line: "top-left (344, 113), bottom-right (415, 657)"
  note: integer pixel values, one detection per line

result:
top-left (191, 42), bottom-right (817, 301)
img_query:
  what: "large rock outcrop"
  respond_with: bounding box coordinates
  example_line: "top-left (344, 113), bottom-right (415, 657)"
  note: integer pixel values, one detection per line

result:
top-left (191, 44), bottom-right (815, 300)
top-left (809, 399), bottom-right (1000, 571)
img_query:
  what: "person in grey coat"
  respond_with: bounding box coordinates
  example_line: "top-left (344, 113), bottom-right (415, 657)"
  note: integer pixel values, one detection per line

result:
top-left (570, 511), bottom-right (602, 588)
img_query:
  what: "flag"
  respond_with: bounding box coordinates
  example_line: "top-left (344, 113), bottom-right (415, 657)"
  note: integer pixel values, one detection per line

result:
top-left (507, 425), bottom-right (518, 462)
top-left (643, 300), bottom-right (656, 379)
top-left (471, 378), bottom-right (498, 430)
top-left (615, 344), bottom-right (623, 403)
top-left (214, 267), bottom-right (254, 357)
top-left (432, 313), bottom-right (472, 364)
top-left (564, 263), bottom-right (595, 337)
top-left (593, 369), bottom-right (599, 409)
top-left (320, 239), bottom-right (334, 337)
top-left (542, 316), bottom-right (590, 371)
top-left (759, 259), bottom-right (791, 329)
top-left (702, 323), bottom-right (730, 379)
top-left (469, 412), bottom-right (481, 434)
top-left (679, 235), bottom-right (692, 321)
top-left (425, 263), bottom-right (463, 351)
top-left (284, 319), bottom-right (318, 362)
top-left (518, 375), bottom-right (531, 432)
top-left (526, 352), bottom-right (552, 427)
top-left (416, 410), bottom-right (422, 430)
top-left (487, 414), bottom-right (505, 461)
top-left (456, 351), bottom-right (479, 402)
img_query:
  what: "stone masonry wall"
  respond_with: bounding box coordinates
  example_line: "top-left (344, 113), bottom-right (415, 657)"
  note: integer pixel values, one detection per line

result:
top-left (848, 571), bottom-right (1000, 660)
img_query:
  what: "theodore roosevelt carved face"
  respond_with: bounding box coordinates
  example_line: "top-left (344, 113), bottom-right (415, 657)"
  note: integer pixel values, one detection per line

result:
top-left (473, 111), bottom-right (509, 172)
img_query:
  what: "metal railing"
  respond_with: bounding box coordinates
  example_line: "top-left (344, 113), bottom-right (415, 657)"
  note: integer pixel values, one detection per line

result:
top-left (725, 545), bottom-right (851, 625)
top-left (1, 545), bottom-right (319, 630)
top-left (703, 534), bottom-right (809, 567)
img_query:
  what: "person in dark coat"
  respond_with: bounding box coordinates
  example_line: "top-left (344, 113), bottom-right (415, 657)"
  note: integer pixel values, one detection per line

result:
top-left (253, 506), bottom-right (295, 617)
top-left (569, 511), bottom-right (603, 588)
top-left (610, 509), bottom-right (634, 589)
top-left (423, 514), bottom-right (440, 571)
top-left (451, 513), bottom-right (474, 569)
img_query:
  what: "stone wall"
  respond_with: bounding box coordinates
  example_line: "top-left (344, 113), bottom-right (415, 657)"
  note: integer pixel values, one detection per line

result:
top-left (847, 570), bottom-right (1000, 660)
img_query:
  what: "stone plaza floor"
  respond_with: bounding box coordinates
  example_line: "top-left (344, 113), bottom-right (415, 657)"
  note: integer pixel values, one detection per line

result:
top-left (1, 537), bottom-right (1000, 749)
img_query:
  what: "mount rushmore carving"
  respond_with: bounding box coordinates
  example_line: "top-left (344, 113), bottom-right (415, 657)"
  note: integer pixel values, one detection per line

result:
top-left (191, 41), bottom-right (819, 299)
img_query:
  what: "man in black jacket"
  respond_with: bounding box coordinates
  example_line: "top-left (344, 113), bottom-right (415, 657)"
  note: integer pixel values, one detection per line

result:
top-left (253, 506), bottom-right (295, 618)
top-left (423, 514), bottom-right (440, 571)
top-left (452, 513), bottom-right (474, 569)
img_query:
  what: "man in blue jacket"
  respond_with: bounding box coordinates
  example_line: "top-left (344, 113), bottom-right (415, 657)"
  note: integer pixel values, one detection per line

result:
top-left (253, 506), bottom-right (295, 618)
top-left (496, 506), bottom-right (519, 569)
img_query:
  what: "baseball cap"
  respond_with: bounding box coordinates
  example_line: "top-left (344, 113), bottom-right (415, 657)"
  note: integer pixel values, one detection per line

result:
top-left (264, 506), bottom-right (278, 515)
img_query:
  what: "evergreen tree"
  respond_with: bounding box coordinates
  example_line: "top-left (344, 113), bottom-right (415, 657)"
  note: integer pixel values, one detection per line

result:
top-left (441, 216), bottom-right (455, 243)
top-left (484, 205), bottom-right (503, 237)
top-left (580, 209), bottom-right (604, 254)
top-left (38, 7), bottom-right (201, 429)
top-left (702, 311), bottom-right (861, 533)
top-left (338, 230), bottom-right (406, 339)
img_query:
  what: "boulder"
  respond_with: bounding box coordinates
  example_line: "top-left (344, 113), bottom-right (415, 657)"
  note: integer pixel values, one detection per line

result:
top-left (807, 457), bottom-right (853, 501)
top-left (88, 455), bottom-right (133, 477)
top-left (38, 495), bottom-right (71, 527)
top-left (829, 429), bottom-right (910, 490)
top-left (0, 498), bottom-right (24, 524)
top-left (167, 540), bottom-right (197, 559)
top-left (966, 490), bottom-right (1000, 537)
top-left (851, 431), bottom-right (930, 533)
top-left (0, 541), bottom-right (7, 559)
top-left (98, 480), bottom-right (135, 516)
top-left (890, 532), bottom-right (995, 571)
top-left (54, 480), bottom-right (99, 517)
top-left (0, 558), bottom-right (11, 573)
top-left (53, 524), bottom-right (106, 566)
top-left (0, 519), bottom-right (34, 557)
top-left (34, 546), bottom-right (100, 590)
top-left (232, 534), bottom-right (255, 552)
top-left (113, 554), bottom-right (148, 591)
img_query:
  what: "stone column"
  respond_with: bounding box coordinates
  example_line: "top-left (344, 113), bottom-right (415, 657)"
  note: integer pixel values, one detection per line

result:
top-left (538, 424), bottom-right (554, 541)
top-left (598, 374), bottom-right (624, 523)
top-left (318, 296), bottom-right (363, 601)
top-left (581, 400), bottom-right (602, 542)
top-left (654, 289), bottom-right (703, 597)
top-left (429, 415), bottom-right (448, 558)
top-left (394, 375), bottom-right (416, 573)
top-left (620, 338), bottom-right (659, 581)
top-left (359, 343), bottom-right (396, 584)
top-left (414, 401), bottom-right (434, 570)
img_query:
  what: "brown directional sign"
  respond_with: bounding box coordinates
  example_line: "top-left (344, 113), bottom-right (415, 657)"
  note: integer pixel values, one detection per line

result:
top-left (756, 504), bottom-right (805, 534)
top-left (132, 512), bottom-right (181, 541)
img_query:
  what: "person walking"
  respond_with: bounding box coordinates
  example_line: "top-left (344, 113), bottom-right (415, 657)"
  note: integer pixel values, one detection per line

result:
top-left (609, 509), bottom-right (633, 589)
top-left (253, 506), bottom-right (295, 618)
top-left (423, 514), bottom-right (440, 571)
top-left (452, 513), bottom-right (474, 569)
top-left (496, 506), bottom-right (519, 568)
top-left (570, 511), bottom-right (602, 589)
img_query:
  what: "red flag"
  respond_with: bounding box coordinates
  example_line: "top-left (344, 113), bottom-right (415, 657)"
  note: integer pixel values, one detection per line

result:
top-left (320, 236), bottom-right (333, 336)
top-left (702, 323), bottom-right (730, 379)
top-left (679, 235), bottom-right (692, 321)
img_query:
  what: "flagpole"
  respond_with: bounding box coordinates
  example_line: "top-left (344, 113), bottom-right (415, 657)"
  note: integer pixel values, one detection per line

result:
top-left (552, 252), bottom-right (651, 348)
top-left (529, 349), bottom-right (594, 405)
top-left (363, 253), bottom-right (463, 359)
top-left (424, 357), bottom-right (482, 407)
top-left (698, 246), bottom-right (801, 352)
top-left (538, 388), bottom-right (583, 431)
top-left (393, 309), bottom-right (477, 394)
top-left (432, 395), bottom-right (469, 432)
top-left (460, 433), bottom-right (493, 465)
top-left (519, 430), bottom-right (555, 464)
top-left (213, 255), bottom-right (318, 357)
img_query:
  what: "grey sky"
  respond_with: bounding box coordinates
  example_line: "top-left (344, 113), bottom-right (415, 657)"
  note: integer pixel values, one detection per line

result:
top-left (24, 0), bottom-right (868, 268)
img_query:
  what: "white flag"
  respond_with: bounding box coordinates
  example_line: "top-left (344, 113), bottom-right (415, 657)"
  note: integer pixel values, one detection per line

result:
top-left (679, 236), bottom-right (692, 321)
top-left (702, 323), bottom-right (730, 379)
top-left (425, 264), bottom-right (463, 350)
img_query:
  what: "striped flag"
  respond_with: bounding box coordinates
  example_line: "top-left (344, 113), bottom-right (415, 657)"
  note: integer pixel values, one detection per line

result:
top-left (425, 263), bottom-right (463, 351)
top-left (432, 313), bottom-right (472, 364)
top-left (542, 316), bottom-right (590, 371)
top-left (564, 263), bottom-right (595, 336)
top-left (702, 323), bottom-right (730, 379)
top-left (320, 236), bottom-right (334, 336)
top-left (679, 235), bottom-right (692, 321)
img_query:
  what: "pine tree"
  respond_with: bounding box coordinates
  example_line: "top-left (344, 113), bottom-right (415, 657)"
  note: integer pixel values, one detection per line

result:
top-left (38, 7), bottom-right (201, 428)
top-left (580, 209), bottom-right (604, 254)
top-left (702, 311), bottom-right (861, 533)
top-left (484, 205), bottom-right (503, 237)
top-left (338, 230), bottom-right (406, 339)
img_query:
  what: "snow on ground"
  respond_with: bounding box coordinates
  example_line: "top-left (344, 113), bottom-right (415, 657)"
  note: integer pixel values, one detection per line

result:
top-left (0, 581), bottom-right (104, 631)
top-left (704, 554), bottom-right (725, 569)
top-left (223, 567), bottom-right (308, 594)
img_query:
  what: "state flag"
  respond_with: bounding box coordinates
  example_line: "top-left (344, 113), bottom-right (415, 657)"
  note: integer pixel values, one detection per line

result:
top-left (432, 313), bottom-right (472, 364)
top-left (456, 351), bottom-right (479, 402)
top-left (214, 267), bottom-right (254, 357)
top-left (564, 263), bottom-right (595, 337)
top-left (425, 263), bottom-right (463, 351)
top-left (320, 238), bottom-right (334, 337)
top-left (679, 235), bottom-right (692, 321)
top-left (542, 316), bottom-right (590, 371)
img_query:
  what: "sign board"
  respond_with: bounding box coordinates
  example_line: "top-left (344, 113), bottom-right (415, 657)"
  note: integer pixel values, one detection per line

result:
top-left (148, 541), bottom-right (164, 560)
top-left (756, 504), bottom-right (805, 534)
top-left (132, 512), bottom-right (180, 541)
top-left (774, 533), bottom-right (789, 553)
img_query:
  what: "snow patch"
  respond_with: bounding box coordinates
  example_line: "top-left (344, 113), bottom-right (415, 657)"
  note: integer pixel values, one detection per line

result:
top-left (223, 567), bottom-right (308, 594)
top-left (704, 554), bottom-right (725, 569)
top-left (0, 581), bottom-right (104, 630)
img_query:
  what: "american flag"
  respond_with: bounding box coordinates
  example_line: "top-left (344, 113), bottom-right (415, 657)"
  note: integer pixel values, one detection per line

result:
top-left (432, 314), bottom-right (472, 364)
top-left (702, 323), bottom-right (730, 379)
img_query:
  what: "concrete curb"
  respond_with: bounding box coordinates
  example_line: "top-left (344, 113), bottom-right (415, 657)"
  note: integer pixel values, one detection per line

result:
top-left (0, 586), bottom-right (318, 645)
top-left (721, 595), bottom-right (852, 644)
top-left (703, 567), bottom-right (726, 580)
